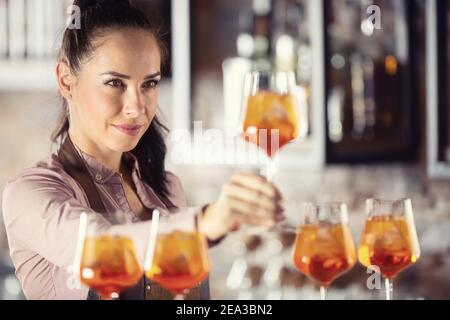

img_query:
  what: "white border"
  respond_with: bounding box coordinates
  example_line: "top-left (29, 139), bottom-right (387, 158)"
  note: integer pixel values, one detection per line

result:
top-left (426, 0), bottom-right (450, 178)
top-left (171, 0), bottom-right (191, 131)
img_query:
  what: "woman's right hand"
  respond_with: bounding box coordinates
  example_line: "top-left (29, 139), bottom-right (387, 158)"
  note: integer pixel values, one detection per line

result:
top-left (199, 172), bottom-right (286, 241)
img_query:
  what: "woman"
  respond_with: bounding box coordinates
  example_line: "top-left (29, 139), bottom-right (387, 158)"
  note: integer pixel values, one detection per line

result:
top-left (1, 0), bottom-right (284, 300)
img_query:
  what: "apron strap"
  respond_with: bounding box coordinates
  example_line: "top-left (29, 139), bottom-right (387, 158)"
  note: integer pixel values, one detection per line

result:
top-left (57, 136), bottom-right (209, 300)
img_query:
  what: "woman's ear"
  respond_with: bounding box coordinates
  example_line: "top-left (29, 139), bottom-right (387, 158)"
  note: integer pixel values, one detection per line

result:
top-left (56, 61), bottom-right (74, 100)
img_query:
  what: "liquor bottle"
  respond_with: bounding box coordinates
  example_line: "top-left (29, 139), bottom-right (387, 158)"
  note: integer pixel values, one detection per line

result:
top-left (223, 0), bottom-right (273, 129)
top-left (325, 0), bottom-right (416, 162)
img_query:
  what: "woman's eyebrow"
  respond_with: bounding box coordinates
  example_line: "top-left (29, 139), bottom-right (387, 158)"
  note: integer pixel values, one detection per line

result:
top-left (99, 71), bottom-right (130, 79)
top-left (99, 71), bottom-right (161, 80)
top-left (143, 71), bottom-right (161, 80)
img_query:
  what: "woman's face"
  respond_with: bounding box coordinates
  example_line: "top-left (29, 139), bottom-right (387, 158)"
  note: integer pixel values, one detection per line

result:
top-left (68, 28), bottom-right (161, 153)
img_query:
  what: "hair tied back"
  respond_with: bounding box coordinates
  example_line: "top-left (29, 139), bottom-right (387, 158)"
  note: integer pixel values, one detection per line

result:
top-left (73, 0), bottom-right (130, 10)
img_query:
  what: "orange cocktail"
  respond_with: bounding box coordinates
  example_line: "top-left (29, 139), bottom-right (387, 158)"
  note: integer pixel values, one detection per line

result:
top-left (242, 91), bottom-right (299, 157)
top-left (293, 223), bottom-right (356, 286)
top-left (145, 230), bottom-right (210, 295)
top-left (80, 235), bottom-right (143, 299)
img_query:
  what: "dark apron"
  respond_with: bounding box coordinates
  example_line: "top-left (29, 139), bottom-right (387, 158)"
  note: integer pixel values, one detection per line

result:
top-left (57, 136), bottom-right (210, 300)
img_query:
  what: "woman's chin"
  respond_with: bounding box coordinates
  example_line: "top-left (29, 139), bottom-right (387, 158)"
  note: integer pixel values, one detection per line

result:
top-left (108, 139), bottom-right (140, 153)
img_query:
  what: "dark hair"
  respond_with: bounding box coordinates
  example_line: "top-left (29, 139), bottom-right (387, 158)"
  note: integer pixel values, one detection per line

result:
top-left (53, 0), bottom-right (171, 199)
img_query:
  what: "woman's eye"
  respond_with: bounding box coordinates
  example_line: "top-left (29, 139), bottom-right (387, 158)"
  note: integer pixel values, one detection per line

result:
top-left (143, 80), bottom-right (159, 89)
top-left (105, 79), bottom-right (124, 88)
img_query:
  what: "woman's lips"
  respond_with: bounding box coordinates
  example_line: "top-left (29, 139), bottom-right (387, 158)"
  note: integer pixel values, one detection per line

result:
top-left (112, 124), bottom-right (143, 136)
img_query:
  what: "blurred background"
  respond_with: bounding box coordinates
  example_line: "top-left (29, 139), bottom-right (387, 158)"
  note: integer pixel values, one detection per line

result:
top-left (0, 0), bottom-right (449, 299)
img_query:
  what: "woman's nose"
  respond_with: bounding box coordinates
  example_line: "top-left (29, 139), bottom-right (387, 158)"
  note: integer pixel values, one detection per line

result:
top-left (123, 88), bottom-right (146, 117)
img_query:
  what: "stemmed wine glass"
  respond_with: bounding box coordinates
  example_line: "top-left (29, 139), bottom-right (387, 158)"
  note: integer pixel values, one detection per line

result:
top-left (239, 70), bottom-right (308, 182)
top-left (358, 198), bottom-right (421, 300)
top-left (144, 208), bottom-right (211, 300)
top-left (74, 212), bottom-right (143, 300)
top-left (292, 202), bottom-right (356, 300)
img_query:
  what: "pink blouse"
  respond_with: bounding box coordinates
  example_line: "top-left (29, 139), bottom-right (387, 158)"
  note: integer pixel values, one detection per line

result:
top-left (1, 148), bottom-right (200, 300)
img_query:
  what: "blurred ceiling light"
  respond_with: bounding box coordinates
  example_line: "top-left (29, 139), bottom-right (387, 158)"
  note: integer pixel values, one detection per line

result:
top-left (237, 33), bottom-right (254, 58)
top-left (276, 34), bottom-right (295, 70)
top-left (254, 35), bottom-right (269, 56)
top-left (361, 19), bottom-right (375, 36)
top-left (252, 0), bottom-right (271, 16)
top-left (384, 55), bottom-right (398, 76)
top-left (328, 87), bottom-right (345, 143)
top-left (331, 54), bottom-right (346, 69)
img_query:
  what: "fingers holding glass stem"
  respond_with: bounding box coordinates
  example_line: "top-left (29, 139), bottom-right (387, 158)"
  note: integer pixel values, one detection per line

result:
top-left (201, 172), bottom-right (286, 239)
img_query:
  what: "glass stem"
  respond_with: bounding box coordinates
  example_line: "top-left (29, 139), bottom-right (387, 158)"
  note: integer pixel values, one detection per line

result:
top-left (262, 156), bottom-right (276, 182)
top-left (320, 286), bottom-right (327, 300)
top-left (385, 278), bottom-right (393, 300)
top-left (174, 293), bottom-right (185, 300)
top-left (100, 293), bottom-right (118, 300)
